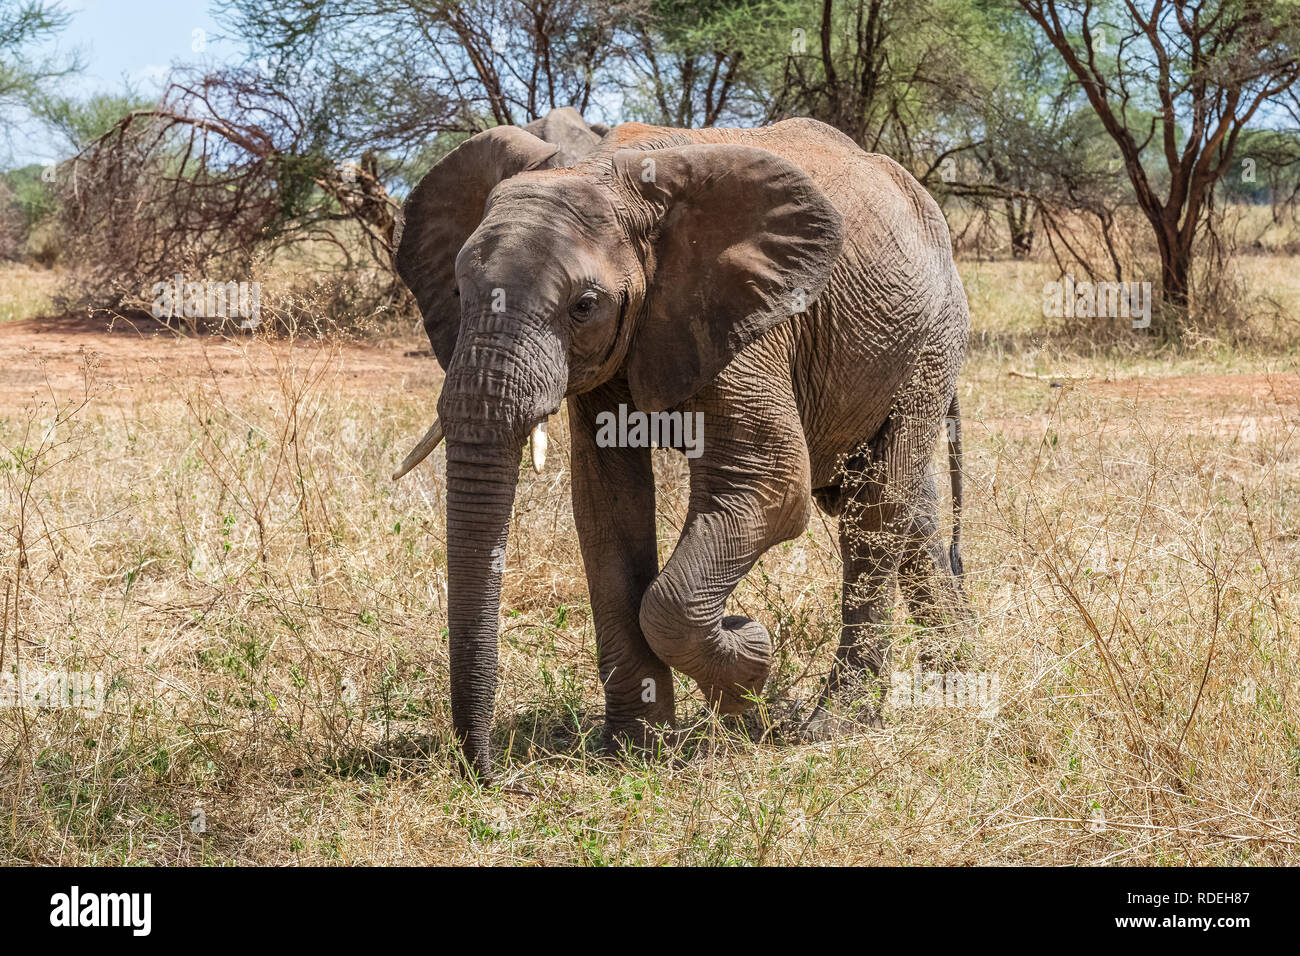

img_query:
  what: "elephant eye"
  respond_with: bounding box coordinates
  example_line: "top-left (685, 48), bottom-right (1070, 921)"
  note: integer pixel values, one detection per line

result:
top-left (570, 291), bottom-right (598, 319)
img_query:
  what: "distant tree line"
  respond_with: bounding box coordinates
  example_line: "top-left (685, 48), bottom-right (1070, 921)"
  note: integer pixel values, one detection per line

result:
top-left (3, 0), bottom-right (1299, 336)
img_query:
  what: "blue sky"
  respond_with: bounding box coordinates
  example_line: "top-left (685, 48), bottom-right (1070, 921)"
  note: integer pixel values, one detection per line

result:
top-left (12, 0), bottom-right (244, 164)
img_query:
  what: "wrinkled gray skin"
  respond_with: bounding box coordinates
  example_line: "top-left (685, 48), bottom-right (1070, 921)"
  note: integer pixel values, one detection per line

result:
top-left (394, 118), bottom-right (970, 779)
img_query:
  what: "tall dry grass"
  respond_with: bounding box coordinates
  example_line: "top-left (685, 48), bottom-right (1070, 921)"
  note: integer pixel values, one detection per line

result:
top-left (0, 266), bottom-right (1297, 865)
top-left (0, 262), bottom-right (58, 324)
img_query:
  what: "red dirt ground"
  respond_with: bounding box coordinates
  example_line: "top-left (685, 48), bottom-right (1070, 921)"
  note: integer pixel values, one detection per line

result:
top-left (1, 313), bottom-right (440, 410)
top-left (3, 313), bottom-right (1297, 425)
top-left (1088, 370), bottom-right (1300, 406)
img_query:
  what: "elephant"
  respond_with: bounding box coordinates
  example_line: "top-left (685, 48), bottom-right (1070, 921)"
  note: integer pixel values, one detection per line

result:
top-left (395, 108), bottom-right (608, 383)
top-left (521, 107), bottom-right (610, 166)
top-left (392, 116), bottom-right (971, 779)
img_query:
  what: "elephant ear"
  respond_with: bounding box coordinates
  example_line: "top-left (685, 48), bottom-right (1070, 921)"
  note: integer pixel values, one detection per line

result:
top-left (395, 126), bottom-right (558, 367)
top-left (612, 143), bottom-right (844, 411)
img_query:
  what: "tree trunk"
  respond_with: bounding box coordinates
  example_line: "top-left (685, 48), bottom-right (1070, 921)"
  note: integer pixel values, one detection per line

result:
top-left (1006, 198), bottom-right (1034, 259)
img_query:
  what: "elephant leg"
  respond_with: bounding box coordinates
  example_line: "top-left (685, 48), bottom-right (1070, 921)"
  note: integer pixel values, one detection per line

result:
top-left (638, 373), bottom-right (812, 715)
top-left (828, 446), bottom-right (909, 701)
top-left (898, 468), bottom-right (970, 669)
top-left (815, 381), bottom-right (948, 725)
top-left (569, 383), bottom-right (675, 748)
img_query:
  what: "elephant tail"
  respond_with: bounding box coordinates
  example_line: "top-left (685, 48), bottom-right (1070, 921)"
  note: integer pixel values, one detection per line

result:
top-left (946, 391), bottom-right (965, 578)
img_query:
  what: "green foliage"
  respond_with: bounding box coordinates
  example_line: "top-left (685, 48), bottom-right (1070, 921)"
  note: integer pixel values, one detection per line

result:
top-left (0, 162), bottom-right (59, 262)
top-left (0, 0), bottom-right (81, 139)
top-left (271, 151), bottom-right (333, 225)
top-left (1, 164), bottom-right (55, 230)
top-left (1219, 128), bottom-right (1300, 205)
top-left (35, 91), bottom-right (153, 153)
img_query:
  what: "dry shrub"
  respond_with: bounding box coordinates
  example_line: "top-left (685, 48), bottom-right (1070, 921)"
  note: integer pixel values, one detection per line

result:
top-left (1217, 200), bottom-right (1300, 257)
top-left (1185, 264), bottom-right (1297, 350)
top-left (53, 74), bottom-right (403, 333)
top-left (1186, 210), bottom-right (1300, 350)
top-left (249, 265), bottom-right (412, 340)
top-left (946, 198), bottom-right (1151, 276)
top-left (948, 194), bottom-right (1300, 353)
top-left (59, 254), bottom-right (416, 344)
top-left (0, 181), bottom-right (21, 262)
top-left (55, 108), bottom-right (270, 312)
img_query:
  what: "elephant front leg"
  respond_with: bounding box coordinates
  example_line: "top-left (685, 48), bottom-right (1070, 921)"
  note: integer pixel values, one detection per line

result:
top-left (569, 385), bottom-right (675, 749)
top-left (637, 382), bottom-right (812, 715)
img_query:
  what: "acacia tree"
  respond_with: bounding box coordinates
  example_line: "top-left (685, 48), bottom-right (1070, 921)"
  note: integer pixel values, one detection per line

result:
top-left (771, 0), bottom-right (894, 143)
top-left (0, 0), bottom-right (81, 143)
top-left (766, 0), bottom-right (988, 158)
top-left (216, 0), bottom-right (630, 134)
top-left (617, 0), bottom-right (796, 127)
top-left (1017, 0), bottom-right (1300, 318)
top-left (934, 14), bottom-right (1134, 268)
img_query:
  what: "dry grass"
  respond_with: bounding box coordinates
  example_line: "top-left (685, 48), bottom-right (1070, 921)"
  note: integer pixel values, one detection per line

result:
top-left (1, 262), bottom-right (1298, 865)
top-left (961, 253), bottom-right (1300, 349)
top-left (0, 262), bottom-right (58, 324)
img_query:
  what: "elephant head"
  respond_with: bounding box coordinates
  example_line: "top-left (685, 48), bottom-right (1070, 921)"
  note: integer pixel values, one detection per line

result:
top-left (521, 106), bottom-right (609, 166)
top-left (393, 126), bottom-right (843, 777)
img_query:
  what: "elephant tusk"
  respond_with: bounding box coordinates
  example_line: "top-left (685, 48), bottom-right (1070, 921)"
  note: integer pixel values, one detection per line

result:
top-left (391, 418), bottom-right (445, 481)
top-left (530, 421), bottom-right (548, 473)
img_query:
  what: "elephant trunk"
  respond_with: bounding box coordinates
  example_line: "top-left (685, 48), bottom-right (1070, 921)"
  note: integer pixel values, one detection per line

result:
top-left (443, 438), bottom-right (521, 779)
top-left (434, 307), bottom-right (563, 779)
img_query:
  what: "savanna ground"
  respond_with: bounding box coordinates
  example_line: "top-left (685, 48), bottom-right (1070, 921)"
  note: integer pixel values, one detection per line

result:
top-left (1, 252), bottom-right (1298, 866)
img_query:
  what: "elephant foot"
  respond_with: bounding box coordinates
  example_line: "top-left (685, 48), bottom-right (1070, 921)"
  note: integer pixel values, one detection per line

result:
top-left (600, 718), bottom-right (682, 761)
top-left (797, 701), bottom-right (884, 743)
top-left (696, 616), bottom-right (772, 714)
top-left (797, 668), bottom-right (889, 742)
top-left (600, 722), bottom-right (701, 774)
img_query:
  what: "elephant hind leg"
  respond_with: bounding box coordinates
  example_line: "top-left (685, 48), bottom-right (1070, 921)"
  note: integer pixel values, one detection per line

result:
top-left (897, 468), bottom-right (971, 670)
top-left (825, 445), bottom-right (910, 701)
top-left (812, 481), bottom-right (845, 517)
top-left (812, 379), bottom-right (949, 727)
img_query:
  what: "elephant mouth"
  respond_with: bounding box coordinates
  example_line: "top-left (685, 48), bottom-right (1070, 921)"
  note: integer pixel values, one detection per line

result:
top-left (391, 410), bottom-right (553, 481)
